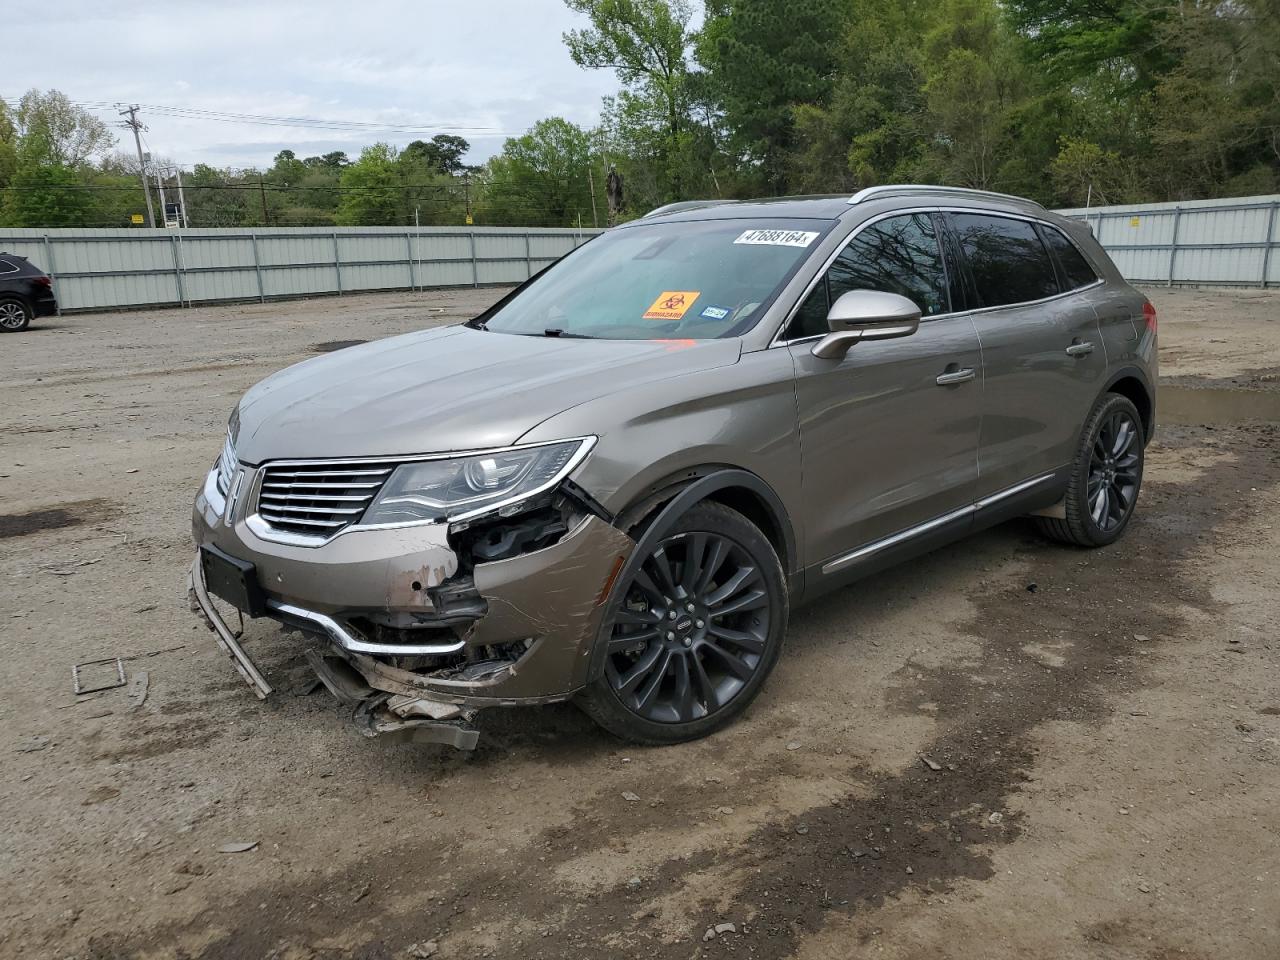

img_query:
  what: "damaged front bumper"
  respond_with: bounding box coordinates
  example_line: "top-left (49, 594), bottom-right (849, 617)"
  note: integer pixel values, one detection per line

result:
top-left (190, 474), bottom-right (634, 747)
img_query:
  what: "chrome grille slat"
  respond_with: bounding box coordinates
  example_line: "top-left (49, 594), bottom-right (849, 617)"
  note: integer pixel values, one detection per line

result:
top-left (266, 468), bottom-right (393, 479)
top-left (255, 459), bottom-right (396, 538)
top-left (259, 493), bottom-right (371, 503)
top-left (259, 503), bottom-right (364, 516)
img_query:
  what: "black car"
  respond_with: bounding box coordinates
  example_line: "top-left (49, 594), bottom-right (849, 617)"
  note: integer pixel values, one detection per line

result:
top-left (0, 254), bottom-right (58, 331)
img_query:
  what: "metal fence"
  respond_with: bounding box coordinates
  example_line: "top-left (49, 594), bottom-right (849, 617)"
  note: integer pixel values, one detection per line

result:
top-left (4, 193), bottom-right (1278, 313)
top-left (0, 225), bottom-right (604, 313)
top-left (1059, 194), bottom-right (1280, 287)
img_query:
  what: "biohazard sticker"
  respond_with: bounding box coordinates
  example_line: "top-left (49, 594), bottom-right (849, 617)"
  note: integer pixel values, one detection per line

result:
top-left (643, 290), bottom-right (700, 320)
top-left (733, 228), bottom-right (820, 247)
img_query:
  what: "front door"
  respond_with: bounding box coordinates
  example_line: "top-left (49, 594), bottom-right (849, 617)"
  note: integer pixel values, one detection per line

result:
top-left (784, 213), bottom-right (983, 570)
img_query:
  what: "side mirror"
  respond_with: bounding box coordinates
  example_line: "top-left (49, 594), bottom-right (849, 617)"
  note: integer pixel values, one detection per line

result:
top-left (811, 290), bottom-right (922, 359)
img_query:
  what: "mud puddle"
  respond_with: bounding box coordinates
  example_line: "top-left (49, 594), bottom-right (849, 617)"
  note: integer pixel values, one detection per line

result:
top-left (1159, 385), bottom-right (1280, 426)
top-left (0, 499), bottom-right (112, 539)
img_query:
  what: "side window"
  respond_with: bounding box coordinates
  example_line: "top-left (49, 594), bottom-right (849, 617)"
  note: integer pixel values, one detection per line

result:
top-left (785, 213), bottom-right (948, 340)
top-left (950, 213), bottom-right (1059, 307)
top-left (1041, 226), bottom-right (1099, 290)
top-left (0, 259), bottom-right (18, 275)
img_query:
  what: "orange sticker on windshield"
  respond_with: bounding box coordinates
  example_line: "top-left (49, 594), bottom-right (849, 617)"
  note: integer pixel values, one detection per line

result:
top-left (643, 290), bottom-right (699, 321)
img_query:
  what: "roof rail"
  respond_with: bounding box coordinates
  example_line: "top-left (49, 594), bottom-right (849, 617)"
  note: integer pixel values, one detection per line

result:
top-left (642, 199), bottom-right (738, 219)
top-left (847, 184), bottom-right (1044, 210)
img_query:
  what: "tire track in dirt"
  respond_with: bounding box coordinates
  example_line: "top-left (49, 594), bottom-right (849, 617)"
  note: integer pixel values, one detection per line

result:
top-left (82, 424), bottom-right (1278, 960)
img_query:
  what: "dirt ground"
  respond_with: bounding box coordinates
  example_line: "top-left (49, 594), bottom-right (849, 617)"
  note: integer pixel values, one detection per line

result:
top-left (2, 285), bottom-right (1278, 960)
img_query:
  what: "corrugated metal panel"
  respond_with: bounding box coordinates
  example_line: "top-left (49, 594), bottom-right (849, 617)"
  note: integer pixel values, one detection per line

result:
top-left (1060, 193), bottom-right (1280, 286)
top-left (11, 198), bottom-right (1273, 313)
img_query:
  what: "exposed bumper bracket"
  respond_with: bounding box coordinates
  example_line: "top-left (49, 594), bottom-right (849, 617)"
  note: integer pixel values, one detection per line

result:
top-left (188, 557), bottom-right (273, 699)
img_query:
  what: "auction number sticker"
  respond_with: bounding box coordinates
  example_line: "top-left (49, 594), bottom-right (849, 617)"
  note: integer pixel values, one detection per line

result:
top-left (643, 290), bottom-right (700, 320)
top-left (733, 228), bottom-right (820, 247)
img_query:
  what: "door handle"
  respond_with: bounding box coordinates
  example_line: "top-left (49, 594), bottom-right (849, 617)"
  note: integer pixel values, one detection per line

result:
top-left (935, 367), bottom-right (976, 386)
top-left (1066, 341), bottom-right (1095, 357)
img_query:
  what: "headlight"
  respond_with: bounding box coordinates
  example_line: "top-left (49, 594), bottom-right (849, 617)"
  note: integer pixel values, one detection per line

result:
top-left (360, 438), bottom-right (594, 526)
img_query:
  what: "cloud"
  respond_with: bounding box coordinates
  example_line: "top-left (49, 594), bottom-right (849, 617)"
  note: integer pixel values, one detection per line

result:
top-left (13, 0), bottom-right (619, 168)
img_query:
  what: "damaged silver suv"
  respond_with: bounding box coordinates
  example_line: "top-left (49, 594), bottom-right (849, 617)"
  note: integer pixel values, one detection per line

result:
top-left (191, 185), bottom-right (1157, 749)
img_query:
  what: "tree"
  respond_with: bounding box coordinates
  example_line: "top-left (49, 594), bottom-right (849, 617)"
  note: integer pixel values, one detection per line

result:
top-left (335, 144), bottom-right (402, 226)
top-left (697, 0), bottom-right (847, 191)
top-left (403, 135), bottom-right (470, 174)
top-left (564, 0), bottom-right (696, 198)
top-left (481, 118), bottom-right (599, 226)
top-left (13, 89), bottom-right (113, 166)
top-left (2, 161), bottom-right (91, 227)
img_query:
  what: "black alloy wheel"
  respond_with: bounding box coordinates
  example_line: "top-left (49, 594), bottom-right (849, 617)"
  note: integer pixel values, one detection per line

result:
top-left (579, 502), bottom-right (787, 743)
top-left (1037, 391), bottom-right (1145, 547)
top-left (1087, 408), bottom-right (1141, 532)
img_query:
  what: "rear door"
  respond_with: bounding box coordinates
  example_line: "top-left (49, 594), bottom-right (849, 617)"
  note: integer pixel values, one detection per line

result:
top-left (946, 212), bottom-right (1108, 496)
top-left (786, 212), bottom-right (983, 569)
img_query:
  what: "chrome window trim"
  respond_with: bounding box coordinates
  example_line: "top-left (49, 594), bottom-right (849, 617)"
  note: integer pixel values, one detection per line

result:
top-left (768, 205), bottom-right (1105, 348)
top-left (820, 471), bottom-right (1057, 575)
top-left (244, 436), bottom-right (598, 548)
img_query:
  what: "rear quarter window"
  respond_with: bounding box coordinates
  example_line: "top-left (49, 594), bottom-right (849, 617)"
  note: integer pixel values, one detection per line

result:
top-left (0, 259), bottom-right (19, 275)
top-left (950, 213), bottom-right (1059, 307)
top-left (1041, 226), bottom-right (1100, 290)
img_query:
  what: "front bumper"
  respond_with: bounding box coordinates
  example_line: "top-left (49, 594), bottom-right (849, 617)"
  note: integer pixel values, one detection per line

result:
top-left (190, 466), bottom-right (634, 715)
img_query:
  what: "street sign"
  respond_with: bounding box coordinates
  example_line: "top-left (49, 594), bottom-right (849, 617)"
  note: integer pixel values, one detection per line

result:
top-left (131, 213), bottom-right (145, 225)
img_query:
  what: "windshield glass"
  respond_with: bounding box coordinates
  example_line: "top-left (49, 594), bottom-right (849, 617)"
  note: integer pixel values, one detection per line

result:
top-left (476, 218), bottom-right (833, 340)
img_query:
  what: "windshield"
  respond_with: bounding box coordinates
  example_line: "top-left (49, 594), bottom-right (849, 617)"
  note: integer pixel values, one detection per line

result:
top-left (475, 218), bottom-right (833, 340)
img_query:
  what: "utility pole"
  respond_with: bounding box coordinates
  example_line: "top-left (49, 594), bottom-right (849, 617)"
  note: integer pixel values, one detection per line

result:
top-left (118, 105), bottom-right (156, 227)
top-left (587, 166), bottom-right (599, 228)
top-left (175, 167), bottom-right (189, 227)
top-left (258, 175), bottom-right (270, 226)
top-left (156, 167), bottom-right (168, 223)
top-left (463, 172), bottom-right (472, 225)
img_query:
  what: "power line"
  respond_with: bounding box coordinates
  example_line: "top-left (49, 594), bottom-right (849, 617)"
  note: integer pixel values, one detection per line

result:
top-left (3, 95), bottom-right (505, 134)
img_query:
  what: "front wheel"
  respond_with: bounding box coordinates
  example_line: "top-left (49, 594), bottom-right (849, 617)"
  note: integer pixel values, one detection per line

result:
top-left (1037, 392), bottom-right (1145, 547)
top-left (0, 298), bottom-right (31, 332)
top-left (577, 501), bottom-right (788, 744)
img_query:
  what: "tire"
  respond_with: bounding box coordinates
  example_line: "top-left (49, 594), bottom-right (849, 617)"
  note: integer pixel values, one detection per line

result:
top-left (1037, 392), bottom-right (1144, 547)
top-left (0, 297), bottom-right (32, 332)
top-left (577, 501), bottom-right (788, 744)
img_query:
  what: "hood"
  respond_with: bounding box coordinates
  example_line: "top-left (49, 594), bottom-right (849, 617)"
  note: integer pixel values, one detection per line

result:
top-left (232, 325), bottom-right (742, 462)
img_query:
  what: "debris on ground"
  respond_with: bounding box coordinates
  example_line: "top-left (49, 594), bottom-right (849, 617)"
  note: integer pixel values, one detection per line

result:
top-left (795, 824), bottom-right (810, 835)
top-left (407, 941), bottom-right (439, 958)
top-left (72, 657), bottom-right (127, 695)
top-left (16, 736), bottom-right (51, 753)
top-left (988, 812), bottom-right (1004, 824)
top-left (704, 922), bottom-right (737, 941)
top-left (921, 756), bottom-right (942, 771)
top-left (786, 741), bottom-right (801, 750)
top-left (621, 791), bottom-right (641, 802)
top-left (127, 670), bottom-right (150, 710)
top-left (217, 841), bottom-right (259, 854)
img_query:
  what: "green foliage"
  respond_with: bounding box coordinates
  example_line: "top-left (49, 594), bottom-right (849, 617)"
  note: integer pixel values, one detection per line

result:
top-left (481, 118), bottom-right (603, 226)
top-left (698, 0), bottom-right (847, 188)
top-left (2, 162), bottom-right (91, 227)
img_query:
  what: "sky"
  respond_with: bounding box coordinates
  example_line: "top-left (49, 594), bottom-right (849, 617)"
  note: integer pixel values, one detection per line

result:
top-left (10, 0), bottom-right (627, 170)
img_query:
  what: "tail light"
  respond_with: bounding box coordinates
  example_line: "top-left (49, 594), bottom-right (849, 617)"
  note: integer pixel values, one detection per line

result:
top-left (32, 275), bottom-right (52, 288)
top-left (1142, 301), bottom-right (1157, 333)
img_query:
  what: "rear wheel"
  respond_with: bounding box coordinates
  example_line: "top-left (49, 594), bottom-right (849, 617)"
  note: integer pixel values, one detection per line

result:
top-left (0, 297), bottom-right (31, 332)
top-left (577, 501), bottom-right (787, 744)
top-left (1037, 392), bottom-right (1144, 547)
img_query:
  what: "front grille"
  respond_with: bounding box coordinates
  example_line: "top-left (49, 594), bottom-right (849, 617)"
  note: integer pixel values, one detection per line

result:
top-left (255, 461), bottom-right (394, 537)
top-left (215, 434), bottom-right (237, 497)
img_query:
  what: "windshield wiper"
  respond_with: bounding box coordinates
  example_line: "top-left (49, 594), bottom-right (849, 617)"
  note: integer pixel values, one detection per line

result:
top-left (542, 328), bottom-right (596, 339)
